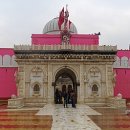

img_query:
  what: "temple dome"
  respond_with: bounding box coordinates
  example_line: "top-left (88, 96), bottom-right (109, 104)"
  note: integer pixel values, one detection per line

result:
top-left (43, 17), bottom-right (77, 34)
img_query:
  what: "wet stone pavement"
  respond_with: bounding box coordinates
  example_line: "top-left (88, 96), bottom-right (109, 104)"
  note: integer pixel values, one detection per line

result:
top-left (0, 104), bottom-right (130, 130)
top-left (36, 104), bottom-right (101, 130)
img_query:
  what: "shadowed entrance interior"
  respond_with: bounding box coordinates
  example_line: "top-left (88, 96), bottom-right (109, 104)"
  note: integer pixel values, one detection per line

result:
top-left (53, 68), bottom-right (78, 104)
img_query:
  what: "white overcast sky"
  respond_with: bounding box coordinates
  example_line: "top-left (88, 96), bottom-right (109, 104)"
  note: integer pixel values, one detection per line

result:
top-left (0, 0), bottom-right (130, 49)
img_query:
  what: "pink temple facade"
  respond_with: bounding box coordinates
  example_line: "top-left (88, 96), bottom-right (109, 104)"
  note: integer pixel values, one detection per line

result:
top-left (32, 34), bottom-right (99, 45)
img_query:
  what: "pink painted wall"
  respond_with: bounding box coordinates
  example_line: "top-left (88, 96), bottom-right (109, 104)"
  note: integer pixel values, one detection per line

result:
top-left (114, 68), bottom-right (130, 99)
top-left (0, 48), bottom-right (17, 99)
top-left (32, 34), bottom-right (99, 45)
top-left (32, 34), bottom-right (61, 45)
top-left (0, 67), bottom-right (17, 98)
top-left (0, 48), bottom-right (14, 56)
top-left (114, 50), bottom-right (130, 99)
top-left (70, 34), bottom-right (99, 45)
top-left (116, 50), bottom-right (130, 58)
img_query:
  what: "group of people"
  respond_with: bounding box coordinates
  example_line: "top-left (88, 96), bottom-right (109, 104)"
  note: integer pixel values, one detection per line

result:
top-left (55, 88), bottom-right (76, 108)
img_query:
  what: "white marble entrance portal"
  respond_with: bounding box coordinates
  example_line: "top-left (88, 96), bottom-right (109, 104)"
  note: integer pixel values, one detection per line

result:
top-left (36, 104), bottom-right (101, 130)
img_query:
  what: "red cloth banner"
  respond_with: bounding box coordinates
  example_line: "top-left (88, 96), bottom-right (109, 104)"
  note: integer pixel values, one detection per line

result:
top-left (58, 7), bottom-right (64, 30)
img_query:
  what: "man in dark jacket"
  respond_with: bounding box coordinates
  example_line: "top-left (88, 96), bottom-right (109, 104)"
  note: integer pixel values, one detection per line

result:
top-left (63, 91), bottom-right (68, 108)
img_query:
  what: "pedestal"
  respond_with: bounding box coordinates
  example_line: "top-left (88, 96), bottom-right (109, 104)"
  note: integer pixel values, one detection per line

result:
top-left (107, 97), bottom-right (126, 108)
top-left (8, 98), bottom-right (24, 109)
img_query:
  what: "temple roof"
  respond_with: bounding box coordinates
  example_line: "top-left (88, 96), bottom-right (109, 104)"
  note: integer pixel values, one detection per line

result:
top-left (43, 17), bottom-right (77, 34)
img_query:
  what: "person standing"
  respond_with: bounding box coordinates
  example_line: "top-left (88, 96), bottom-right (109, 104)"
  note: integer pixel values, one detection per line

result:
top-left (71, 90), bottom-right (76, 108)
top-left (55, 88), bottom-right (60, 104)
top-left (58, 90), bottom-right (62, 104)
top-left (62, 91), bottom-right (68, 108)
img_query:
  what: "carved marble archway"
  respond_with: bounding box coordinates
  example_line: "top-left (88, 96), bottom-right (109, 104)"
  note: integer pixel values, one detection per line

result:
top-left (52, 67), bottom-right (79, 103)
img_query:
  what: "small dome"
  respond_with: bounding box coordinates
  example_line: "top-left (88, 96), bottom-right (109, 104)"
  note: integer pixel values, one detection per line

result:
top-left (43, 17), bottom-right (78, 34)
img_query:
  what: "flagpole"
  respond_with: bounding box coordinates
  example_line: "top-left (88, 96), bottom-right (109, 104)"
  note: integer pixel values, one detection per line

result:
top-left (64, 4), bottom-right (69, 31)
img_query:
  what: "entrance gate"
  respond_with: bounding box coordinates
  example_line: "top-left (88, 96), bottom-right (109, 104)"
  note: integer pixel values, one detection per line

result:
top-left (52, 68), bottom-right (78, 104)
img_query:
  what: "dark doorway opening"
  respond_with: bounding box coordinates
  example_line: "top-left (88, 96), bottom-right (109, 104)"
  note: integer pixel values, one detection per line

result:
top-left (53, 68), bottom-right (78, 104)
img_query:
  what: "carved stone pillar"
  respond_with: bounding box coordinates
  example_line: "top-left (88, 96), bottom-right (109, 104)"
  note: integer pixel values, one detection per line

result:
top-left (47, 64), bottom-right (53, 103)
top-left (106, 65), bottom-right (114, 97)
top-left (17, 66), bottom-right (25, 97)
top-left (79, 64), bottom-right (84, 103)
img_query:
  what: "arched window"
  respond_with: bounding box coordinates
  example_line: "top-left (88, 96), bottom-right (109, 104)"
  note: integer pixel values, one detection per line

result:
top-left (92, 84), bottom-right (98, 93)
top-left (113, 56), bottom-right (120, 68)
top-left (121, 56), bottom-right (128, 68)
top-left (3, 55), bottom-right (11, 67)
top-left (33, 84), bottom-right (40, 94)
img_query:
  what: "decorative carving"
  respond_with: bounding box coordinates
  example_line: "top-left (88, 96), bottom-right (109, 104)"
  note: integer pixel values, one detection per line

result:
top-left (89, 67), bottom-right (100, 77)
top-left (108, 85), bottom-right (113, 97)
top-left (61, 30), bottom-right (71, 45)
top-left (32, 66), bottom-right (42, 72)
top-left (112, 71), bottom-right (116, 84)
top-left (84, 73), bottom-right (89, 82)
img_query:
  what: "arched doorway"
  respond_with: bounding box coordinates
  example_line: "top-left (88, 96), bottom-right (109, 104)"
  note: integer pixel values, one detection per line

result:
top-left (53, 68), bottom-right (78, 104)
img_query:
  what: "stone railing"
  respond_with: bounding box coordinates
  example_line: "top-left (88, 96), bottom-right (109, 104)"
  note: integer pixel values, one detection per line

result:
top-left (24, 97), bottom-right (47, 107)
top-left (14, 44), bottom-right (117, 51)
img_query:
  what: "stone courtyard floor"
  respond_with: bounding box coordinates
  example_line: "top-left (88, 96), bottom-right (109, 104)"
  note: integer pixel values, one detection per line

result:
top-left (0, 104), bottom-right (130, 130)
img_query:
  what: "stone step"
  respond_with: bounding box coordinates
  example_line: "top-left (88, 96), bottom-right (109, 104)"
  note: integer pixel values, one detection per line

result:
top-left (85, 103), bottom-right (107, 107)
top-left (24, 102), bottom-right (46, 107)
